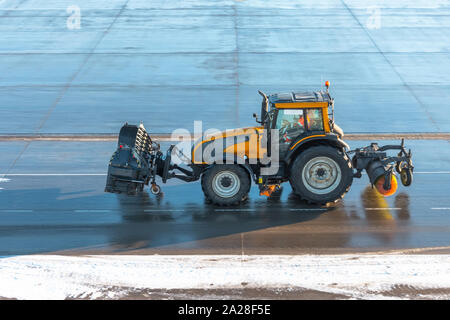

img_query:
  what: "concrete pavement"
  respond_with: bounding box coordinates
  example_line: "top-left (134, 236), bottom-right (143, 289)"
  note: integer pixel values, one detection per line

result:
top-left (0, 0), bottom-right (449, 134)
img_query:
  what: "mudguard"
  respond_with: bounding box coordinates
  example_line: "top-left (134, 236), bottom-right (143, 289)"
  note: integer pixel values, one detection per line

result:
top-left (284, 133), bottom-right (349, 162)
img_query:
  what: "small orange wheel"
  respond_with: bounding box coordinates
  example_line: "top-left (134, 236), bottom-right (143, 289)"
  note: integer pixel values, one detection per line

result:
top-left (374, 174), bottom-right (398, 197)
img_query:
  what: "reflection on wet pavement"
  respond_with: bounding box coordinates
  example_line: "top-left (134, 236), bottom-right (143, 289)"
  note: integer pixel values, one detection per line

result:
top-left (0, 174), bottom-right (448, 255)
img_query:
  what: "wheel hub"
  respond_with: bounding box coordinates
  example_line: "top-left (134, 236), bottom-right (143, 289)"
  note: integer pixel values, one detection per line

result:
top-left (316, 168), bottom-right (326, 178)
top-left (302, 156), bottom-right (342, 194)
top-left (212, 171), bottom-right (241, 198)
top-left (220, 176), bottom-right (232, 188)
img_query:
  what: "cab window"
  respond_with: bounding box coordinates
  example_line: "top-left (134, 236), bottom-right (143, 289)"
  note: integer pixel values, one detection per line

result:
top-left (275, 109), bottom-right (305, 144)
top-left (305, 109), bottom-right (324, 131)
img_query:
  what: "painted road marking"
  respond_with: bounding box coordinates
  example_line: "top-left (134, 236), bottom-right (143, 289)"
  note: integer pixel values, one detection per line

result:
top-left (414, 171), bottom-right (450, 174)
top-left (365, 208), bottom-right (402, 210)
top-left (289, 208), bottom-right (327, 211)
top-left (74, 210), bottom-right (111, 213)
top-left (144, 209), bottom-right (185, 212)
top-left (215, 209), bottom-right (256, 212)
top-left (431, 208), bottom-right (450, 210)
top-left (0, 177), bottom-right (10, 190)
top-left (0, 174), bottom-right (106, 176)
top-left (0, 210), bottom-right (33, 213)
top-left (360, 171), bottom-right (450, 174)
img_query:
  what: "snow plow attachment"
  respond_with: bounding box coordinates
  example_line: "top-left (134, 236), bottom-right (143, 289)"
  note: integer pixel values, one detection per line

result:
top-left (105, 123), bottom-right (199, 196)
top-left (105, 123), bottom-right (157, 195)
top-left (350, 139), bottom-right (413, 197)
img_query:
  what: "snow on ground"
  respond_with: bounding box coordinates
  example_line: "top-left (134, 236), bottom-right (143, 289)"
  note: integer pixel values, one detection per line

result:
top-left (0, 254), bottom-right (449, 300)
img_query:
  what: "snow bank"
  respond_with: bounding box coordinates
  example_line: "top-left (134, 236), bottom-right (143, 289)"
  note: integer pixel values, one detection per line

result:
top-left (0, 254), bottom-right (449, 299)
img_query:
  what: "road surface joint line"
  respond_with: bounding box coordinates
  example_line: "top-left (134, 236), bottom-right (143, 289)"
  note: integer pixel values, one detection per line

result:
top-left (241, 233), bottom-right (245, 259)
top-left (339, 0), bottom-right (440, 131)
top-left (34, 0), bottom-right (132, 135)
top-left (1, 133), bottom-right (450, 141)
top-left (1, 141), bottom-right (31, 181)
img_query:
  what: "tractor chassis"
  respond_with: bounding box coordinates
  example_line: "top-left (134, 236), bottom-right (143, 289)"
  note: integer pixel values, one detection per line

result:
top-left (105, 124), bottom-right (414, 198)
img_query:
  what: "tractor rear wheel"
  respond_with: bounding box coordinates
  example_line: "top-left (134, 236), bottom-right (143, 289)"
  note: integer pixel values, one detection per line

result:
top-left (201, 164), bottom-right (251, 206)
top-left (289, 146), bottom-right (353, 204)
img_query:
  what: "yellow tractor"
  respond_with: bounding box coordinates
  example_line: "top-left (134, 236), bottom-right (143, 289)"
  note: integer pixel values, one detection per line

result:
top-left (105, 83), bottom-right (413, 206)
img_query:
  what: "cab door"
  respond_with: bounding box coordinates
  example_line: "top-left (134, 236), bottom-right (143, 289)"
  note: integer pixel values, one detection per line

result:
top-left (273, 109), bottom-right (307, 157)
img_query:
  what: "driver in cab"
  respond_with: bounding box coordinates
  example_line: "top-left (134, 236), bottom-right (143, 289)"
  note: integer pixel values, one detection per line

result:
top-left (280, 115), bottom-right (305, 143)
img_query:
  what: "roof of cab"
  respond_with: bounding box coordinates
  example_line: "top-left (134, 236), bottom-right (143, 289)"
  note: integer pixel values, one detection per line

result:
top-left (268, 91), bottom-right (332, 104)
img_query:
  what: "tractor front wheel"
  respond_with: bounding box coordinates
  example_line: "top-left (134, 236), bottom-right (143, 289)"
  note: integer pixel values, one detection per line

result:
top-left (289, 146), bottom-right (353, 204)
top-left (201, 164), bottom-right (251, 206)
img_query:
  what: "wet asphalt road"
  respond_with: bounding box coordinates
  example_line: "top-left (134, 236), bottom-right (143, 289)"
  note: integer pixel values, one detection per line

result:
top-left (0, 139), bottom-right (449, 256)
top-left (0, 1), bottom-right (449, 257)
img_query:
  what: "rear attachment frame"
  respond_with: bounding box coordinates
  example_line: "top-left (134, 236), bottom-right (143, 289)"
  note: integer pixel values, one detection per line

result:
top-left (349, 138), bottom-right (414, 191)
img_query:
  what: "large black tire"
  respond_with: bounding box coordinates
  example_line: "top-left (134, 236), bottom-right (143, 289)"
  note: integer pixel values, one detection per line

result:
top-left (289, 146), bottom-right (353, 204)
top-left (201, 164), bottom-right (251, 206)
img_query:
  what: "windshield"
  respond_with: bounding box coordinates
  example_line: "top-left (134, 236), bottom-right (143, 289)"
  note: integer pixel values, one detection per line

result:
top-left (276, 109), bottom-right (305, 144)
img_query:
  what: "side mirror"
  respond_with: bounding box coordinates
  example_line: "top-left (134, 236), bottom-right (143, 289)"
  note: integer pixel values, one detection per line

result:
top-left (253, 113), bottom-right (261, 124)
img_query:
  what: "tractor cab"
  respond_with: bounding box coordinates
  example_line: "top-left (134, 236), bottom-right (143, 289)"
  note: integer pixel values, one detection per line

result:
top-left (257, 87), bottom-right (342, 157)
